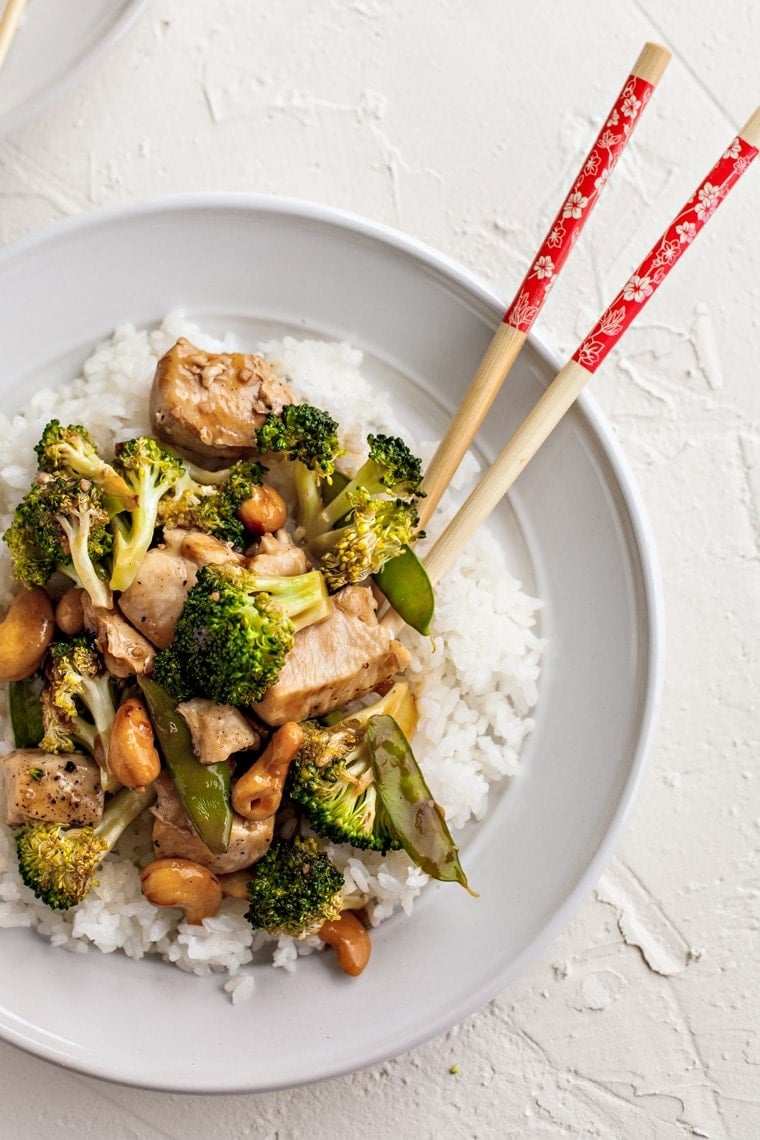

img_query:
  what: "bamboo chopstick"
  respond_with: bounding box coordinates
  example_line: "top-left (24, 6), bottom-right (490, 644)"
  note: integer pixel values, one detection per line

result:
top-left (0, 0), bottom-right (28, 73)
top-left (383, 109), bottom-right (760, 632)
top-left (416, 41), bottom-right (671, 531)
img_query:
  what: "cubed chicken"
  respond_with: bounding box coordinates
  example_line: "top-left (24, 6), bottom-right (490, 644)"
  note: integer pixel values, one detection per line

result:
top-left (150, 338), bottom-right (293, 464)
top-left (2, 749), bottom-right (104, 828)
top-left (246, 529), bottom-right (308, 577)
top-left (177, 698), bottom-right (262, 765)
top-left (151, 772), bottom-right (272, 874)
top-left (253, 585), bottom-right (411, 725)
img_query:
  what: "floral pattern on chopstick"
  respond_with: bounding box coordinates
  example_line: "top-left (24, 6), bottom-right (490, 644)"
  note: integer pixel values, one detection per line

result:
top-left (504, 73), bottom-right (655, 334)
top-left (572, 133), bottom-right (759, 373)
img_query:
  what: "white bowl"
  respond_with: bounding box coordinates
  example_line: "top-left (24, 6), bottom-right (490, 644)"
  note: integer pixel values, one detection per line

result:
top-left (0, 197), bottom-right (663, 1091)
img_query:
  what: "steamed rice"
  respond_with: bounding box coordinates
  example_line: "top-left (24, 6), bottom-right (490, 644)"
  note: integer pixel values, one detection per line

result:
top-left (0, 316), bottom-right (543, 993)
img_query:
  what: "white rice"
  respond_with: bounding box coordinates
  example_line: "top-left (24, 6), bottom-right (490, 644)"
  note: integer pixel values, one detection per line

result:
top-left (0, 315), bottom-right (544, 998)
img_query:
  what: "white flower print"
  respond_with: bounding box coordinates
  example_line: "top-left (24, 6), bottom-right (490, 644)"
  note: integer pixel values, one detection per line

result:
top-left (507, 291), bottom-right (539, 331)
top-left (722, 138), bottom-right (741, 161)
top-left (546, 224), bottom-right (565, 249)
top-left (676, 221), bottom-right (697, 244)
top-left (622, 274), bottom-right (654, 303)
top-left (584, 152), bottom-right (601, 176)
top-left (695, 182), bottom-right (720, 219)
top-left (599, 129), bottom-right (622, 151)
top-left (576, 339), bottom-right (605, 368)
top-left (533, 255), bottom-right (555, 280)
top-left (607, 109), bottom-right (619, 127)
top-left (652, 238), bottom-right (680, 267)
top-left (598, 305), bottom-right (626, 337)
top-left (621, 93), bottom-right (641, 118)
top-left (594, 168), bottom-right (610, 193)
top-left (562, 190), bottom-right (589, 220)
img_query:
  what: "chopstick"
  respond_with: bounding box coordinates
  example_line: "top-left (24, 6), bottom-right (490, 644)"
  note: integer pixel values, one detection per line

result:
top-left (383, 109), bottom-right (760, 630)
top-left (417, 41), bottom-right (671, 531)
top-left (0, 0), bottom-right (27, 73)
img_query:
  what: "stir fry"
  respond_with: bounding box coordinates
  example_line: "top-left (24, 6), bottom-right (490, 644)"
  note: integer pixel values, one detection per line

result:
top-left (0, 338), bottom-right (472, 977)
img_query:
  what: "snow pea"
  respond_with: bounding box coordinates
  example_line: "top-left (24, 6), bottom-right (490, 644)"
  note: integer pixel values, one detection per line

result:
top-left (138, 678), bottom-right (232, 855)
top-left (373, 545), bottom-right (434, 636)
top-left (368, 714), bottom-right (476, 894)
top-left (324, 471), bottom-right (435, 635)
top-left (9, 676), bottom-right (44, 748)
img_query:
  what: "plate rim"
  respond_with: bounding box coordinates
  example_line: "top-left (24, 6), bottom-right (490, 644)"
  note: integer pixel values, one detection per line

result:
top-left (0, 0), bottom-right (150, 137)
top-left (0, 193), bottom-right (665, 1091)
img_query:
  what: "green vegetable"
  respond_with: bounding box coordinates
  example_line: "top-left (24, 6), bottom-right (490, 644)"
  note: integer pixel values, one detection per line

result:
top-left (310, 432), bottom-right (424, 538)
top-left (15, 784), bottom-right (156, 910)
top-left (4, 473), bottom-right (113, 608)
top-left (245, 836), bottom-right (344, 937)
top-left (34, 420), bottom-right (137, 510)
top-left (158, 458), bottom-right (267, 547)
top-left (153, 562), bottom-right (332, 707)
top-left (9, 676), bottom-right (44, 748)
top-left (309, 489), bottom-right (422, 592)
top-left (288, 682), bottom-right (417, 851)
top-left (373, 544), bottom-right (435, 635)
top-left (109, 436), bottom-right (186, 591)
top-left (39, 637), bottom-right (119, 791)
top-left (138, 678), bottom-right (233, 855)
top-left (256, 403), bottom-right (343, 480)
top-left (368, 713), bottom-right (475, 894)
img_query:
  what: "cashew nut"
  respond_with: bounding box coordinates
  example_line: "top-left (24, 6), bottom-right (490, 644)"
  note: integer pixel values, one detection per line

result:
top-left (0, 587), bottom-right (55, 682)
top-left (140, 857), bottom-right (223, 924)
top-left (231, 722), bottom-right (303, 820)
top-left (55, 587), bottom-right (85, 635)
top-left (238, 483), bottom-right (288, 536)
top-left (318, 911), bottom-right (372, 977)
top-left (218, 868), bottom-right (253, 900)
top-left (107, 696), bottom-right (161, 790)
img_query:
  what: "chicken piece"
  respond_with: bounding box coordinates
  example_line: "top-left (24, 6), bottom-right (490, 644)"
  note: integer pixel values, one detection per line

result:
top-left (246, 529), bottom-right (308, 577)
top-left (151, 773), bottom-right (273, 874)
top-left (177, 698), bottom-right (261, 765)
top-left (253, 585), bottom-right (412, 726)
top-left (176, 529), bottom-right (245, 569)
top-left (118, 547), bottom-right (193, 649)
top-left (82, 596), bottom-right (156, 677)
top-left (2, 749), bottom-right (104, 828)
top-left (150, 338), bottom-right (293, 464)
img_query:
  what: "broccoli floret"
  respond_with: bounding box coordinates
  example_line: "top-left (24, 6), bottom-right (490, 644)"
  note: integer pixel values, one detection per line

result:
top-left (310, 488), bottom-right (422, 591)
top-left (288, 682), bottom-right (417, 851)
top-left (4, 474), bottom-right (113, 608)
top-left (158, 459), bottom-right (267, 546)
top-left (310, 433), bottom-right (423, 538)
top-left (109, 437), bottom-right (185, 591)
top-left (257, 404), bottom-right (344, 534)
top-left (245, 836), bottom-right (344, 937)
top-left (256, 404), bottom-right (343, 480)
top-left (34, 420), bottom-right (137, 510)
top-left (15, 784), bottom-right (156, 910)
top-left (153, 562), bottom-right (332, 706)
top-left (39, 637), bottom-right (119, 790)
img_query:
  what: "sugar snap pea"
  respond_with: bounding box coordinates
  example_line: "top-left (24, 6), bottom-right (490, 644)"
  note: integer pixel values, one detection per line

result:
top-left (368, 714), bottom-right (476, 894)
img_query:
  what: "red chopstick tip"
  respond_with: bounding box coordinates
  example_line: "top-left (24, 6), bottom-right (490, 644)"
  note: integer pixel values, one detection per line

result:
top-left (739, 108), bottom-right (760, 150)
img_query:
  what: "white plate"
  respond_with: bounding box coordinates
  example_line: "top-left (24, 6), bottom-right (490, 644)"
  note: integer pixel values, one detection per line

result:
top-left (0, 0), bottom-right (148, 136)
top-left (0, 197), bottom-right (663, 1092)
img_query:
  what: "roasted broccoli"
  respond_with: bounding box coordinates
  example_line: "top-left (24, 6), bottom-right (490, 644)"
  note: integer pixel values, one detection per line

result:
top-left (257, 403), bottom-right (344, 534)
top-left (310, 433), bottom-right (423, 538)
top-left (34, 420), bottom-right (137, 510)
top-left (39, 637), bottom-right (119, 790)
top-left (288, 682), bottom-right (417, 851)
top-left (4, 473), bottom-right (113, 608)
top-left (109, 437), bottom-right (185, 591)
top-left (245, 836), bottom-right (344, 937)
top-left (158, 458), bottom-right (267, 547)
top-left (15, 784), bottom-right (156, 910)
top-left (309, 488), bottom-right (422, 591)
top-left (153, 562), bottom-right (332, 706)
top-left (256, 403), bottom-right (343, 480)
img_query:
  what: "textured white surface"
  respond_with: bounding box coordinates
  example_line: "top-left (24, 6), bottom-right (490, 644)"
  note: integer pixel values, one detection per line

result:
top-left (0, 1), bottom-right (758, 1136)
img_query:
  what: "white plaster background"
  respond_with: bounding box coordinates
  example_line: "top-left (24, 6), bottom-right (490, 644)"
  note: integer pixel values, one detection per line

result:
top-left (1, 1), bottom-right (759, 1136)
